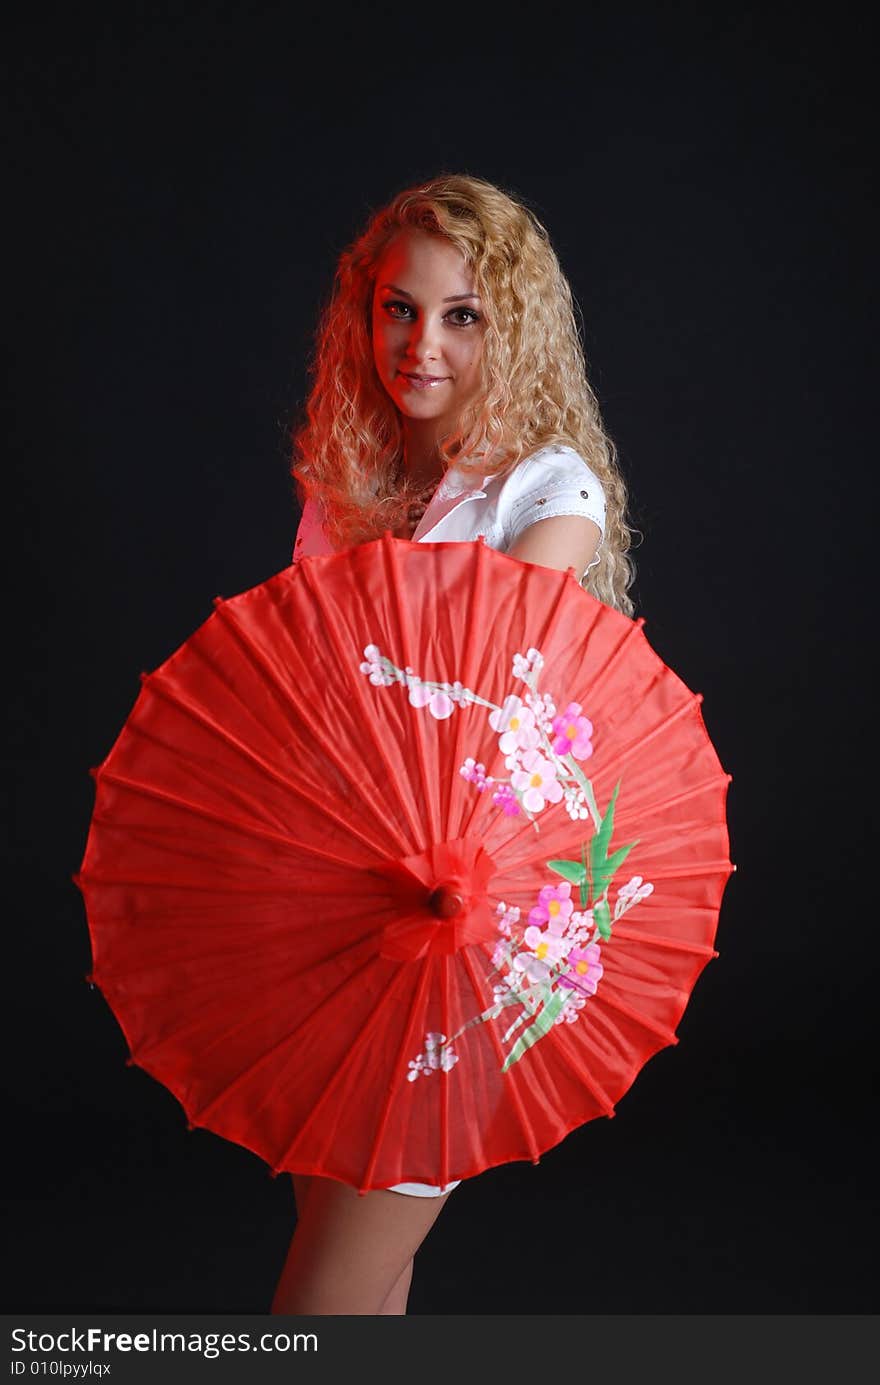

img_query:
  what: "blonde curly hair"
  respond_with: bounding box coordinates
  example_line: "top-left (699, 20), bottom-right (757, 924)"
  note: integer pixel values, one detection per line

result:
top-left (291, 173), bottom-right (637, 615)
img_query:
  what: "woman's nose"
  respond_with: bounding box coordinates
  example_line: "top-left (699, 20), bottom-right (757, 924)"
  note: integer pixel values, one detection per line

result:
top-left (406, 315), bottom-right (442, 359)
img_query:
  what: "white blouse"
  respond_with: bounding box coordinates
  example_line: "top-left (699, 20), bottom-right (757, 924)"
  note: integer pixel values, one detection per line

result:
top-left (291, 444), bottom-right (607, 580)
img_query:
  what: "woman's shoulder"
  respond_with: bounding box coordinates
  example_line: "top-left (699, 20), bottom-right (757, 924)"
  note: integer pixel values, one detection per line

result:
top-left (506, 443), bottom-right (605, 493)
top-left (496, 444), bottom-right (607, 512)
top-left (495, 443), bottom-right (608, 545)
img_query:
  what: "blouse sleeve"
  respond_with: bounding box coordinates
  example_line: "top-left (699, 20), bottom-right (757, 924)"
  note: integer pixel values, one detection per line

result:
top-left (291, 496), bottom-right (336, 564)
top-left (505, 448), bottom-right (607, 572)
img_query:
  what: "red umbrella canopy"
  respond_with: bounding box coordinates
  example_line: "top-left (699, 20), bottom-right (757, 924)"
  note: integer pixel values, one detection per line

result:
top-left (75, 533), bottom-right (734, 1193)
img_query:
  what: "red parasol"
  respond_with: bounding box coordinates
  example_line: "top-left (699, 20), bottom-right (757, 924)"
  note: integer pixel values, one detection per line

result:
top-left (74, 533), bottom-right (734, 1193)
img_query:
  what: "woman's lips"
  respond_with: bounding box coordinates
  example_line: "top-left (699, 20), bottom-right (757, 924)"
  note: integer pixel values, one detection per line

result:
top-left (399, 372), bottom-right (450, 390)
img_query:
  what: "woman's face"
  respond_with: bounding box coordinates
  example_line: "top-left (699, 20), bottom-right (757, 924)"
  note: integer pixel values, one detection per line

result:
top-left (371, 229), bottom-right (485, 433)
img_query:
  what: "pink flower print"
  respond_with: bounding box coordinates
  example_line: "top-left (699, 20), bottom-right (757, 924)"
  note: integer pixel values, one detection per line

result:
top-left (488, 695), bottom-right (541, 756)
top-left (513, 918), bottom-right (570, 983)
top-left (491, 938), bottom-right (509, 968)
top-left (550, 701), bottom-right (594, 760)
top-left (491, 783), bottom-right (522, 816)
top-left (510, 749), bottom-right (564, 813)
top-left (528, 882), bottom-right (575, 934)
top-left (512, 647), bottom-right (544, 681)
top-left (407, 682), bottom-right (455, 719)
top-left (460, 757), bottom-right (492, 792)
top-left (501, 717), bottom-right (540, 757)
top-left (565, 909), bottom-right (594, 947)
top-left (495, 901), bottom-right (520, 938)
top-left (558, 943), bottom-right (604, 997)
top-left (617, 875), bottom-right (654, 905)
top-left (360, 643), bottom-right (395, 686)
top-left (525, 689), bottom-right (557, 730)
top-left (407, 1031), bottom-right (459, 1081)
top-left (555, 993), bottom-right (587, 1025)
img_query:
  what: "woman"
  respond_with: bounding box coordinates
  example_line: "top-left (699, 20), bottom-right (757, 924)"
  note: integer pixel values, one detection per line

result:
top-left (273, 174), bottom-right (636, 1315)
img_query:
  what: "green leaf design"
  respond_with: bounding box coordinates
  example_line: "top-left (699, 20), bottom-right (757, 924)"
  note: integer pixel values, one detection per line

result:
top-left (593, 898), bottom-right (613, 940)
top-left (500, 986), bottom-right (570, 1073)
top-left (588, 781), bottom-right (620, 894)
top-left (502, 980), bottom-right (554, 1042)
top-left (587, 781), bottom-right (639, 904)
top-left (591, 840), bottom-right (639, 901)
top-left (502, 1009), bottom-right (529, 1043)
top-left (546, 857), bottom-right (587, 886)
top-left (494, 987), bottom-right (530, 1011)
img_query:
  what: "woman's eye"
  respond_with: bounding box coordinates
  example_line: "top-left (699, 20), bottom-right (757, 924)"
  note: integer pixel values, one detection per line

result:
top-left (381, 301), bottom-right (480, 326)
top-left (445, 307), bottom-right (481, 327)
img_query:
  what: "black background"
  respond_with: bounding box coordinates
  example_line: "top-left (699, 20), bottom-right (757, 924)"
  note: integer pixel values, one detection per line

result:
top-left (4, 3), bottom-right (875, 1313)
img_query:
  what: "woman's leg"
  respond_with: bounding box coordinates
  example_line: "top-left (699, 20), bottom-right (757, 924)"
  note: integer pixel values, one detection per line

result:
top-left (271, 1174), bottom-right (451, 1315)
top-left (288, 1176), bottom-right (416, 1315)
top-left (377, 1256), bottom-right (414, 1316)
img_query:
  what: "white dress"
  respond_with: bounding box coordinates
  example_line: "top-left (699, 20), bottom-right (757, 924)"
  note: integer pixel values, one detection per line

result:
top-left (290, 444), bottom-right (608, 1194)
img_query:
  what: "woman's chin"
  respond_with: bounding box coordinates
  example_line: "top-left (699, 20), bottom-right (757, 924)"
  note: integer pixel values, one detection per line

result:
top-left (392, 392), bottom-right (452, 422)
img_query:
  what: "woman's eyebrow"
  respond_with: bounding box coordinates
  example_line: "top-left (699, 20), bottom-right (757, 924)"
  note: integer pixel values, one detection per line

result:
top-left (379, 283), bottom-right (481, 302)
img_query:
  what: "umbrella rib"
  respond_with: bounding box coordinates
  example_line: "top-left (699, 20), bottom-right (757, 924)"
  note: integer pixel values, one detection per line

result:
top-left (477, 807), bottom-right (595, 881)
top-left (212, 592), bottom-right (411, 848)
top-left (439, 952), bottom-right (452, 1188)
top-left (582, 615), bottom-right (648, 703)
top-left (456, 564), bottom-right (575, 845)
top-left (184, 634), bottom-right (303, 749)
top-left (84, 815), bottom-right (313, 880)
top-left (485, 827), bottom-right (733, 892)
top-left (446, 539), bottom-right (489, 836)
top-left (126, 716), bottom-right (392, 860)
top-left (359, 953), bottom-right (439, 1190)
top-left (381, 537), bottom-right (441, 842)
top-left (635, 858), bottom-right (734, 881)
top-left (519, 1000), bottom-right (619, 1120)
top-left (92, 770), bottom-right (368, 868)
top-left (273, 957), bottom-right (421, 1174)
top-left (613, 770), bottom-right (734, 829)
top-left (295, 556), bottom-right (426, 848)
top-left (477, 639), bottom-right (730, 861)
top-left (596, 987), bottom-right (680, 1045)
top-left (98, 916), bottom-right (391, 988)
top-left (458, 944), bottom-right (619, 1133)
top-left (176, 941), bottom-right (386, 1125)
top-left (591, 689), bottom-right (707, 787)
top-left (131, 936), bottom-right (384, 1112)
top-left (457, 946), bottom-right (543, 1162)
top-left (455, 597), bottom-right (639, 848)
top-left (76, 867), bottom-right (334, 895)
top-left (538, 564), bottom-right (585, 647)
top-left (609, 922), bottom-right (719, 957)
top-left (590, 817), bottom-right (727, 858)
top-left (143, 667), bottom-right (395, 855)
top-left (465, 757), bottom-right (601, 873)
top-left (209, 591), bottom-right (307, 724)
top-left (458, 704), bottom-right (729, 880)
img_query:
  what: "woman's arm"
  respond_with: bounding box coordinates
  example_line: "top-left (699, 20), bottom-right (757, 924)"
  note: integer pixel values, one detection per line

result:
top-left (505, 513), bottom-right (602, 578)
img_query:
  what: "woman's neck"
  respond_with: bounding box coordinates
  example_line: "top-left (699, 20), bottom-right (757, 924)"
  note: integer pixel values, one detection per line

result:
top-left (399, 419), bottom-right (448, 491)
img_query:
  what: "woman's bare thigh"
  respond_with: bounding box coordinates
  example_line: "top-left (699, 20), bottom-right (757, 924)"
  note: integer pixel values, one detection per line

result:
top-left (274, 1174), bottom-right (453, 1315)
top-left (292, 1173), bottom-right (314, 1216)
